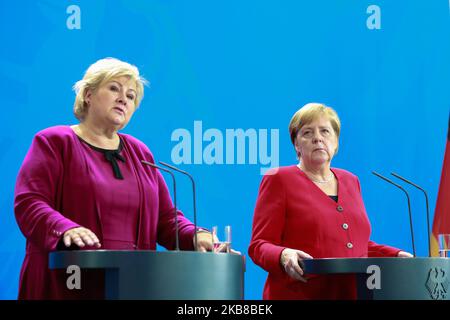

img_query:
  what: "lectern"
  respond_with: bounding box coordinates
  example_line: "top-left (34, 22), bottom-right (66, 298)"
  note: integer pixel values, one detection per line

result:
top-left (49, 250), bottom-right (245, 300)
top-left (304, 257), bottom-right (450, 300)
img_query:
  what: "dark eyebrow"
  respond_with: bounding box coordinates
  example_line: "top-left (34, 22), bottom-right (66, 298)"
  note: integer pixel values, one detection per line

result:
top-left (109, 80), bottom-right (137, 95)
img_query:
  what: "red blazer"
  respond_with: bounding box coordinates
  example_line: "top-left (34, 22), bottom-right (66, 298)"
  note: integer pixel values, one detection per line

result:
top-left (248, 165), bottom-right (401, 300)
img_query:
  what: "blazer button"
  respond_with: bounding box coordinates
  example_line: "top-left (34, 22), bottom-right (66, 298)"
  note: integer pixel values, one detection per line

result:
top-left (342, 223), bottom-right (349, 230)
top-left (347, 242), bottom-right (353, 249)
top-left (337, 205), bottom-right (344, 212)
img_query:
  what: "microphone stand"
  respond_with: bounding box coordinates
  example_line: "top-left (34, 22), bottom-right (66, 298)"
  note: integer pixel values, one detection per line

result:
top-left (372, 171), bottom-right (416, 257)
top-left (159, 161), bottom-right (198, 251)
top-left (391, 172), bottom-right (431, 257)
top-left (141, 160), bottom-right (179, 251)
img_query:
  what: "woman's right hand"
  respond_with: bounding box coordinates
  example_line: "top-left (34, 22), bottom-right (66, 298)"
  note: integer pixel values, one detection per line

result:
top-left (280, 248), bottom-right (313, 282)
top-left (63, 227), bottom-right (101, 248)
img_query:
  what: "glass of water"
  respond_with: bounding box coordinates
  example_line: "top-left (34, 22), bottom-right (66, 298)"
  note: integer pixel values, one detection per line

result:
top-left (211, 225), bottom-right (231, 253)
top-left (439, 234), bottom-right (450, 258)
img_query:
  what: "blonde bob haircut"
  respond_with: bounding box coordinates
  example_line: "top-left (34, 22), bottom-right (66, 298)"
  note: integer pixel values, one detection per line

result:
top-left (288, 102), bottom-right (341, 154)
top-left (73, 57), bottom-right (148, 121)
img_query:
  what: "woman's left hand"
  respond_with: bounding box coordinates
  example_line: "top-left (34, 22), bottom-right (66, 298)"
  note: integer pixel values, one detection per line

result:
top-left (194, 231), bottom-right (215, 252)
top-left (194, 231), bottom-right (241, 254)
top-left (397, 251), bottom-right (414, 258)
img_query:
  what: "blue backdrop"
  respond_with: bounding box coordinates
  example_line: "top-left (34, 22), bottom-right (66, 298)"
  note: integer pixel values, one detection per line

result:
top-left (1, 0), bottom-right (449, 299)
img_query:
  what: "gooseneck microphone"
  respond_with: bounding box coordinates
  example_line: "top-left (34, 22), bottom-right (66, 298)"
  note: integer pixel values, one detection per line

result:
top-left (159, 161), bottom-right (199, 251)
top-left (372, 171), bottom-right (416, 257)
top-left (391, 172), bottom-right (431, 257)
top-left (141, 160), bottom-right (180, 251)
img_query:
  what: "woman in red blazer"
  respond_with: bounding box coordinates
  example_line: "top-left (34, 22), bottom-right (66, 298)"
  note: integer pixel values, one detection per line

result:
top-left (248, 103), bottom-right (413, 300)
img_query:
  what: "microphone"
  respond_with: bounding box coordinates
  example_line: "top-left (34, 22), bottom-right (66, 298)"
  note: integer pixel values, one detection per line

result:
top-left (141, 160), bottom-right (179, 251)
top-left (159, 161), bottom-right (199, 251)
top-left (372, 171), bottom-right (416, 257)
top-left (391, 172), bottom-right (431, 257)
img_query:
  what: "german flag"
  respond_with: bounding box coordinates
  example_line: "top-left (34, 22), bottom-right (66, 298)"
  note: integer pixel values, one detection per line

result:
top-left (432, 112), bottom-right (450, 256)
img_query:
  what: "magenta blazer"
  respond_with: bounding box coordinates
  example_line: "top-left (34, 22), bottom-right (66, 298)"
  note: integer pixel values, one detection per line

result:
top-left (14, 126), bottom-right (196, 299)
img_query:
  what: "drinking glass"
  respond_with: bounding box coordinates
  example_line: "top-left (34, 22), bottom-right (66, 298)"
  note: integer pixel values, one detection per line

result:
top-left (439, 234), bottom-right (450, 257)
top-left (211, 225), bottom-right (231, 253)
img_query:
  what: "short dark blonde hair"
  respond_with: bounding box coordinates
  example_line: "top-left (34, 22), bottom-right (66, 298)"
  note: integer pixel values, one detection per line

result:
top-left (289, 102), bottom-right (341, 146)
top-left (73, 57), bottom-right (148, 121)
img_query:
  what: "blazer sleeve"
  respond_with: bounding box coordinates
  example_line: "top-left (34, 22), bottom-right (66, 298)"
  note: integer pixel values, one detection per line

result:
top-left (14, 133), bottom-right (80, 251)
top-left (368, 240), bottom-right (401, 257)
top-left (248, 172), bottom-right (287, 275)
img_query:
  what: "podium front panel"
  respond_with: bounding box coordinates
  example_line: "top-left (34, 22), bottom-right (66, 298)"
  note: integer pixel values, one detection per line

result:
top-left (304, 257), bottom-right (450, 300)
top-left (50, 250), bottom-right (245, 300)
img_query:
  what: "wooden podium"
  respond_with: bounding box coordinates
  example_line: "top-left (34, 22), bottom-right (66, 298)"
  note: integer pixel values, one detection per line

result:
top-left (49, 250), bottom-right (245, 300)
top-left (304, 257), bottom-right (450, 300)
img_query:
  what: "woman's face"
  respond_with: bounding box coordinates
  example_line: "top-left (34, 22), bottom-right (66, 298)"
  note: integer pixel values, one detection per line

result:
top-left (84, 76), bottom-right (137, 130)
top-left (295, 115), bottom-right (338, 166)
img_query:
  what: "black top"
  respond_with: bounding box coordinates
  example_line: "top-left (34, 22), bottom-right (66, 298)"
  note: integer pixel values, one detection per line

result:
top-left (329, 195), bottom-right (338, 202)
top-left (78, 137), bottom-right (125, 179)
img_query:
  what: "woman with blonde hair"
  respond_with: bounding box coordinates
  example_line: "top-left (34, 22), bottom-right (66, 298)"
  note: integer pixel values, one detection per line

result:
top-left (14, 57), bottom-right (213, 299)
top-left (248, 103), bottom-right (412, 300)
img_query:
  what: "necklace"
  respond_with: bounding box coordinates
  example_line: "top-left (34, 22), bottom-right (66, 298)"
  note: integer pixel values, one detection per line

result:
top-left (308, 174), bottom-right (334, 184)
top-left (297, 165), bottom-right (334, 183)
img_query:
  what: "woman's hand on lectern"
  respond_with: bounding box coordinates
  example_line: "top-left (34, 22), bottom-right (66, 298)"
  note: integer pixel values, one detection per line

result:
top-left (63, 227), bottom-right (102, 248)
top-left (280, 248), bottom-right (314, 283)
top-left (397, 251), bottom-right (414, 258)
top-left (193, 231), bottom-right (241, 254)
top-left (194, 230), bottom-right (216, 252)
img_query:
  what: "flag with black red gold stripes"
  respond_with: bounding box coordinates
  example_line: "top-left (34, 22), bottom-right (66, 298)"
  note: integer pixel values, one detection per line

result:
top-left (432, 112), bottom-right (450, 256)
